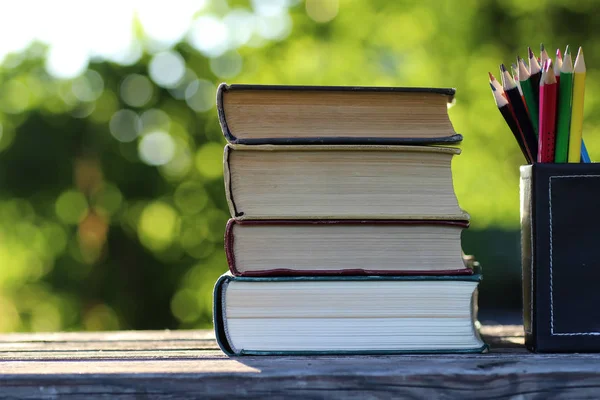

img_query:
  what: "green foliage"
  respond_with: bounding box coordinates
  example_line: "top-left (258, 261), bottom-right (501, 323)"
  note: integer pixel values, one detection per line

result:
top-left (0, 0), bottom-right (598, 330)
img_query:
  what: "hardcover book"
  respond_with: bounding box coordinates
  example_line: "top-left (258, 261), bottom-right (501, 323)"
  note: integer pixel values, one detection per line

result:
top-left (224, 144), bottom-right (469, 220)
top-left (225, 219), bottom-right (473, 276)
top-left (217, 83), bottom-right (462, 145)
top-left (213, 273), bottom-right (486, 355)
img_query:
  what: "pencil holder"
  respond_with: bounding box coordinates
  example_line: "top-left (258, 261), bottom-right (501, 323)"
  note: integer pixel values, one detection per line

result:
top-left (521, 163), bottom-right (600, 352)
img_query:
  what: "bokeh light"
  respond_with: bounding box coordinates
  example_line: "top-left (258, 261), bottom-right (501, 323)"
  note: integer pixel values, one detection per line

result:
top-left (55, 191), bottom-right (89, 224)
top-left (148, 51), bottom-right (186, 88)
top-left (305, 0), bottom-right (339, 23)
top-left (120, 74), bottom-right (154, 108)
top-left (140, 108), bottom-right (171, 133)
top-left (195, 142), bottom-right (225, 179)
top-left (138, 201), bottom-right (180, 251)
top-left (138, 131), bottom-right (176, 166)
top-left (72, 70), bottom-right (104, 102)
top-left (224, 9), bottom-right (256, 47)
top-left (185, 79), bottom-right (216, 112)
top-left (110, 109), bottom-right (141, 142)
top-left (187, 15), bottom-right (230, 58)
top-left (210, 51), bottom-right (243, 78)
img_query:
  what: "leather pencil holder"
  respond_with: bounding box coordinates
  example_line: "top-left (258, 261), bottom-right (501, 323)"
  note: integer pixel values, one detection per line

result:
top-left (521, 163), bottom-right (600, 352)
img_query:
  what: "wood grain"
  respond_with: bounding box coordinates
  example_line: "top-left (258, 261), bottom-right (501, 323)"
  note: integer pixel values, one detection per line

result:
top-left (0, 326), bottom-right (599, 399)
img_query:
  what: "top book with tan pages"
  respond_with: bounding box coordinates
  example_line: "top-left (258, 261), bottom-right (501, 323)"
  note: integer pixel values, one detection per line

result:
top-left (217, 83), bottom-right (461, 145)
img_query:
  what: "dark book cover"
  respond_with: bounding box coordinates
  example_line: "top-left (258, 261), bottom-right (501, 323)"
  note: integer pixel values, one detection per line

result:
top-left (521, 163), bottom-right (600, 352)
top-left (213, 273), bottom-right (486, 356)
top-left (225, 218), bottom-right (473, 277)
top-left (217, 83), bottom-right (463, 145)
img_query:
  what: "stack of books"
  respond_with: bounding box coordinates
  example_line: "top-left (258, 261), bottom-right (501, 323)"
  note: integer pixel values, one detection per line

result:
top-left (213, 84), bottom-right (486, 355)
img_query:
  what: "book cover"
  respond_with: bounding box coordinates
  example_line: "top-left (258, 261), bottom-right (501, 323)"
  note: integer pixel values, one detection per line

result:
top-left (217, 83), bottom-right (463, 145)
top-left (225, 218), bottom-right (474, 277)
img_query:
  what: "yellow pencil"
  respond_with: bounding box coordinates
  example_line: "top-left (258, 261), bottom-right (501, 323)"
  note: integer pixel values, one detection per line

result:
top-left (568, 47), bottom-right (586, 162)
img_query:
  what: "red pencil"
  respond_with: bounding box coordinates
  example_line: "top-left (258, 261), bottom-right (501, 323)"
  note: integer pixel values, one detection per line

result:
top-left (538, 60), bottom-right (558, 163)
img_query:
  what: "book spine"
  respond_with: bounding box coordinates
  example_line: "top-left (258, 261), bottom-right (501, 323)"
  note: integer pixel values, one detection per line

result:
top-left (217, 83), bottom-right (238, 144)
top-left (223, 145), bottom-right (243, 218)
top-left (224, 219), bottom-right (241, 276)
top-left (212, 274), bottom-right (236, 356)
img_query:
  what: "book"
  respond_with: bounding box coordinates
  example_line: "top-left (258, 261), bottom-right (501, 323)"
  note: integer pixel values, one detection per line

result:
top-left (225, 219), bottom-right (473, 276)
top-left (213, 273), bottom-right (486, 355)
top-left (224, 144), bottom-right (468, 220)
top-left (217, 83), bottom-right (462, 145)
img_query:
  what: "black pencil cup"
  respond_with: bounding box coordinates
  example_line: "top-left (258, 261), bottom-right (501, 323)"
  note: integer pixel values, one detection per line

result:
top-left (521, 163), bottom-right (600, 352)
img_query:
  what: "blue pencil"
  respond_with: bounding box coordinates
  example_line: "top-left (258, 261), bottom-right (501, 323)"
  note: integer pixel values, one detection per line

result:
top-left (581, 141), bottom-right (591, 163)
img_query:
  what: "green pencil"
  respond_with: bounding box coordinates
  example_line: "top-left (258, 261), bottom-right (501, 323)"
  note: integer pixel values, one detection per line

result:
top-left (518, 57), bottom-right (538, 136)
top-left (555, 46), bottom-right (574, 163)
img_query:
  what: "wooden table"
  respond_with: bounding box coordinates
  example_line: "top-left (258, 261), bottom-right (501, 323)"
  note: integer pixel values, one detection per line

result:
top-left (0, 325), bottom-right (598, 399)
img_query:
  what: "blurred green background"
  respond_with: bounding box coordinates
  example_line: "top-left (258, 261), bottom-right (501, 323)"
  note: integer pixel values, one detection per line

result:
top-left (0, 0), bottom-right (597, 331)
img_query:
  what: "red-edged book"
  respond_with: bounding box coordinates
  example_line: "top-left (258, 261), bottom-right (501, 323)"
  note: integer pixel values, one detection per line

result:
top-left (225, 219), bottom-right (474, 277)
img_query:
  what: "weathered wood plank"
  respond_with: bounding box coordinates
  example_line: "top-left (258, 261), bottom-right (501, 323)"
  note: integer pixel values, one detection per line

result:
top-left (0, 326), bottom-right (599, 399)
top-left (0, 339), bottom-right (219, 353)
top-left (0, 329), bottom-right (215, 342)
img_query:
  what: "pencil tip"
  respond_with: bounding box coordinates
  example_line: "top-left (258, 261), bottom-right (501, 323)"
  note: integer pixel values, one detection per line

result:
top-left (500, 63), bottom-right (507, 72)
top-left (565, 45), bottom-right (570, 55)
top-left (528, 47), bottom-right (534, 58)
top-left (488, 71), bottom-right (494, 81)
top-left (556, 48), bottom-right (562, 58)
top-left (579, 46), bottom-right (584, 56)
top-left (540, 43), bottom-right (545, 51)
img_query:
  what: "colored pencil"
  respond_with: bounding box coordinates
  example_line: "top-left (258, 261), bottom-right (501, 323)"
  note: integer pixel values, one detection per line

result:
top-left (568, 47), bottom-right (586, 162)
top-left (501, 63), bottom-right (538, 161)
top-left (538, 61), bottom-right (558, 163)
top-left (518, 57), bottom-right (538, 136)
top-left (512, 63), bottom-right (526, 106)
top-left (490, 82), bottom-right (532, 163)
top-left (555, 48), bottom-right (562, 84)
top-left (581, 142), bottom-right (591, 163)
top-left (540, 43), bottom-right (550, 66)
top-left (488, 71), bottom-right (505, 96)
top-left (528, 47), bottom-right (542, 108)
top-left (555, 46), bottom-right (573, 163)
